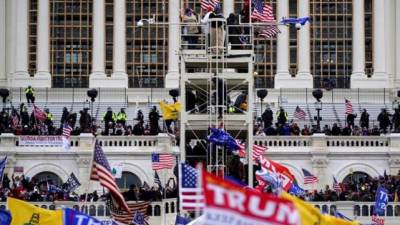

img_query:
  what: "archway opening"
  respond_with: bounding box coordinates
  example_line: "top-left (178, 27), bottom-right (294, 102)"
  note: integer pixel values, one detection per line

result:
top-left (116, 171), bottom-right (142, 191)
top-left (32, 171), bottom-right (63, 187)
top-left (343, 171), bottom-right (371, 184)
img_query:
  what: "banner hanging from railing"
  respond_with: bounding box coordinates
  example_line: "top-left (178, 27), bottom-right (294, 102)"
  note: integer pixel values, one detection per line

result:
top-left (18, 136), bottom-right (64, 147)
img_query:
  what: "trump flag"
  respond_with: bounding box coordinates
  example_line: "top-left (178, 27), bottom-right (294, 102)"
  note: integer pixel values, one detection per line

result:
top-left (202, 171), bottom-right (301, 225)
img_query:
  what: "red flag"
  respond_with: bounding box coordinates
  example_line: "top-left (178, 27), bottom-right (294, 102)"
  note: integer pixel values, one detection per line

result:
top-left (259, 157), bottom-right (295, 191)
top-left (202, 171), bottom-right (301, 225)
top-left (33, 105), bottom-right (46, 122)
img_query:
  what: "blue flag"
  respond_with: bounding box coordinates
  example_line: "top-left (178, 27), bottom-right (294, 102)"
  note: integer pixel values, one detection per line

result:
top-left (64, 208), bottom-right (104, 225)
top-left (0, 156), bottom-right (7, 180)
top-left (374, 186), bottom-right (388, 216)
top-left (175, 215), bottom-right (190, 225)
top-left (289, 183), bottom-right (305, 196)
top-left (132, 211), bottom-right (147, 225)
top-left (0, 209), bottom-right (11, 225)
top-left (207, 128), bottom-right (240, 151)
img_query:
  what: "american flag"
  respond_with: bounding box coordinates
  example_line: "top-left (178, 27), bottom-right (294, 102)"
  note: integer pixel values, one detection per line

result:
top-left (302, 168), bottom-right (319, 184)
top-left (107, 198), bottom-right (150, 225)
top-left (258, 25), bottom-right (281, 38)
top-left (236, 140), bottom-right (267, 160)
top-left (90, 143), bottom-right (130, 212)
top-left (293, 106), bottom-right (306, 120)
top-left (333, 176), bottom-right (342, 193)
top-left (201, 0), bottom-right (219, 12)
top-left (179, 163), bottom-right (204, 211)
top-left (10, 114), bottom-right (19, 128)
top-left (33, 105), bottom-right (46, 122)
top-left (151, 153), bottom-right (174, 170)
top-left (62, 123), bottom-right (72, 138)
top-left (251, 0), bottom-right (275, 22)
top-left (154, 170), bottom-right (163, 191)
top-left (345, 99), bottom-right (353, 114)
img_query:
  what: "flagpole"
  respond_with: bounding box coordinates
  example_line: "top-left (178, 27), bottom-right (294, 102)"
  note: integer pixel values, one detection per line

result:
top-left (84, 138), bottom-right (96, 208)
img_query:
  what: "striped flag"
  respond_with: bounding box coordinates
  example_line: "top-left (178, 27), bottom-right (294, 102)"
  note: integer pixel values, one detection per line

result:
top-left (258, 25), bottom-right (281, 38)
top-left (33, 105), bottom-right (46, 122)
top-left (333, 176), bottom-right (342, 193)
top-left (293, 106), bottom-right (306, 120)
top-left (0, 156), bottom-right (7, 180)
top-left (151, 153), bottom-right (174, 170)
top-left (62, 123), bottom-right (72, 138)
top-left (201, 0), bottom-right (219, 12)
top-left (302, 168), bottom-right (319, 184)
top-left (90, 142), bottom-right (130, 212)
top-left (236, 140), bottom-right (267, 159)
top-left (107, 199), bottom-right (150, 225)
top-left (251, 0), bottom-right (275, 22)
top-left (179, 163), bottom-right (204, 211)
top-left (154, 170), bottom-right (163, 191)
top-left (345, 99), bottom-right (353, 114)
top-left (10, 114), bottom-right (19, 128)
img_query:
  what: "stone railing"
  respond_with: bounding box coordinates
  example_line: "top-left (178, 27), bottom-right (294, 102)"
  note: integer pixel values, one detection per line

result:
top-left (0, 199), bottom-right (178, 224)
top-left (0, 133), bottom-right (177, 152)
top-left (312, 201), bottom-right (400, 225)
top-left (253, 134), bottom-right (400, 151)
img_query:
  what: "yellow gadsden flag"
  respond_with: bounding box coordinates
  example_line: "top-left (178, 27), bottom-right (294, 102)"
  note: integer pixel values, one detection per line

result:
top-left (280, 192), bottom-right (359, 225)
top-left (159, 101), bottom-right (181, 120)
top-left (7, 197), bottom-right (63, 225)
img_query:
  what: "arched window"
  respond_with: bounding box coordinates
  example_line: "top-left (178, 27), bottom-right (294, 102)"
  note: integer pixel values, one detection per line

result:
top-left (116, 172), bottom-right (141, 191)
top-left (343, 172), bottom-right (371, 184)
top-left (32, 171), bottom-right (63, 187)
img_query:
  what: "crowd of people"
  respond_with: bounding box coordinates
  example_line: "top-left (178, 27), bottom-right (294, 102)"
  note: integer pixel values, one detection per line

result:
top-left (0, 86), bottom-right (185, 137)
top-left (0, 173), bottom-right (177, 202)
top-left (303, 172), bottom-right (400, 203)
top-left (255, 107), bottom-right (400, 136)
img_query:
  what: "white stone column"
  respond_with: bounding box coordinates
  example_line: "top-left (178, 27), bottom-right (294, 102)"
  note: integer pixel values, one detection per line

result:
top-left (111, 0), bottom-right (128, 87)
top-left (295, 0), bottom-right (313, 87)
top-left (14, 0), bottom-right (30, 79)
top-left (34, 0), bottom-right (51, 87)
top-left (0, 0), bottom-right (6, 86)
top-left (351, 0), bottom-right (366, 79)
top-left (89, 0), bottom-right (107, 87)
top-left (372, 0), bottom-right (388, 79)
top-left (274, 0), bottom-right (291, 88)
top-left (384, 0), bottom-right (395, 87)
top-left (5, 0), bottom-right (16, 86)
top-left (223, 0), bottom-right (234, 17)
top-left (396, 0), bottom-right (400, 86)
top-left (165, 0), bottom-right (180, 89)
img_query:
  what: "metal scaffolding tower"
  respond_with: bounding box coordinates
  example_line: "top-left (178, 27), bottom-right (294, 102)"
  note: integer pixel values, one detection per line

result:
top-left (179, 19), bottom-right (256, 186)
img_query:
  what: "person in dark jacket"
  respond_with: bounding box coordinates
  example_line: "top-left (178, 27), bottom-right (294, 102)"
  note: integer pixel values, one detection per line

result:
top-left (149, 106), bottom-right (161, 135)
top-left (346, 113), bottom-right (357, 128)
top-left (261, 106), bottom-right (273, 128)
top-left (359, 109), bottom-right (369, 129)
top-left (392, 108), bottom-right (400, 132)
top-left (276, 107), bottom-right (288, 126)
top-left (79, 108), bottom-right (92, 132)
top-left (186, 90), bottom-right (197, 113)
top-left (133, 120), bottom-right (145, 135)
top-left (377, 109), bottom-right (391, 133)
top-left (331, 123), bottom-right (341, 136)
top-left (227, 13), bottom-right (241, 49)
top-left (103, 107), bottom-right (116, 135)
top-left (60, 107), bottom-right (69, 126)
top-left (19, 104), bottom-right (29, 127)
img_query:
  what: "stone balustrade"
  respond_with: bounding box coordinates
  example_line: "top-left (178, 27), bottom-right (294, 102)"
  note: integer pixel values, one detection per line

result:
top-left (0, 133), bottom-right (177, 151)
top-left (0, 199), bottom-right (178, 225)
top-left (253, 134), bottom-right (398, 150)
